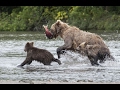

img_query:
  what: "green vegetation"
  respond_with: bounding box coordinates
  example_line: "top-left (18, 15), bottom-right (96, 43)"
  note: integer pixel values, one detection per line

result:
top-left (0, 6), bottom-right (120, 31)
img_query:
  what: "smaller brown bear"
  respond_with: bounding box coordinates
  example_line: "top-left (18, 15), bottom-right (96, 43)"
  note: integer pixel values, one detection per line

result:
top-left (18, 42), bottom-right (61, 67)
top-left (76, 42), bottom-right (115, 66)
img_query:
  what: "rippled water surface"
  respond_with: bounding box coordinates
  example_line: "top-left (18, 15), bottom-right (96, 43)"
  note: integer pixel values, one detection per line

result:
top-left (0, 31), bottom-right (120, 83)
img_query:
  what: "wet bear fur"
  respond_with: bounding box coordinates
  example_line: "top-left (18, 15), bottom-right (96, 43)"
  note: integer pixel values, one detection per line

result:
top-left (18, 42), bottom-right (61, 67)
top-left (76, 42), bottom-right (115, 66)
top-left (48, 20), bottom-right (109, 59)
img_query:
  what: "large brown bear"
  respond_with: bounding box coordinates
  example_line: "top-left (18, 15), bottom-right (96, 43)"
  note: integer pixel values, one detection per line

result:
top-left (76, 42), bottom-right (115, 66)
top-left (43, 20), bottom-right (109, 59)
top-left (18, 42), bottom-right (61, 68)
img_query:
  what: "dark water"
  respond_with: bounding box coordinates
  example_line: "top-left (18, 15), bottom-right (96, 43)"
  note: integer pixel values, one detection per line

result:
top-left (0, 31), bottom-right (120, 83)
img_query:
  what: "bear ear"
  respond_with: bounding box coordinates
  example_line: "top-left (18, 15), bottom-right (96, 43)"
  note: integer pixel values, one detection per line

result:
top-left (31, 42), bottom-right (34, 44)
top-left (84, 42), bottom-right (87, 47)
top-left (29, 42), bottom-right (34, 47)
top-left (31, 42), bottom-right (34, 46)
top-left (27, 42), bottom-right (29, 44)
top-left (26, 42), bottom-right (30, 46)
top-left (56, 20), bottom-right (61, 26)
top-left (80, 42), bottom-right (87, 48)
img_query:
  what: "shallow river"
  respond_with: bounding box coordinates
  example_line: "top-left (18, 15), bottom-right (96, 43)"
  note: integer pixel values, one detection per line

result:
top-left (0, 31), bottom-right (120, 83)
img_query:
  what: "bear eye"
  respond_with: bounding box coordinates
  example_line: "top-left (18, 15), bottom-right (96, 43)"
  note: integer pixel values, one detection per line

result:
top-left (79, 46), bottom-right (81, 48)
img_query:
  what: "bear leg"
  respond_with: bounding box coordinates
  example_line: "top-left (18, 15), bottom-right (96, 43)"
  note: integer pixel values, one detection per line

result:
top-left (88, 56), bottom-right (99, 66)
top-left (53, 59), bottom-right (62, 65)
top-left (94, 57), bottom-right (99, 66)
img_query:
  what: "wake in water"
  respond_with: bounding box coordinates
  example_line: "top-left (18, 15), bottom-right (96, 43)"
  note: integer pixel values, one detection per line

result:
top-left (0, 32), bottom-right (120, 83)
top-left (59, 50), bottom-right (116, 64)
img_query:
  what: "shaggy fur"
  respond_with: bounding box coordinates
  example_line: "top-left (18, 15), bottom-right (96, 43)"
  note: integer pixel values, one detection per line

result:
top-left (18, 42), bottom-right (61, 67)
top-left (76, 42), bottom-right (115, 66)
top-left (49, 20), bottom-right (109, 59)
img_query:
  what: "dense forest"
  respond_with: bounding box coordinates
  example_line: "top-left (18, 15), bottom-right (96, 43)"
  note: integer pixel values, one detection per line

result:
top-left (0, 6), bottom-right (120, 31)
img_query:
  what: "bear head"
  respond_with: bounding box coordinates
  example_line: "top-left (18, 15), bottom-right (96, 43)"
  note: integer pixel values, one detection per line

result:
top-left (50, 20), bottom-right (69, 38)
top-left (24, 42), bottom-right (34, 52)
top-left (76, 42), bottom-right (87, 51)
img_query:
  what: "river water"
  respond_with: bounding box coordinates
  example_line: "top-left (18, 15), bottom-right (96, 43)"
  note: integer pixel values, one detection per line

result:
top-left (0, 31), bottom-right (120, 83)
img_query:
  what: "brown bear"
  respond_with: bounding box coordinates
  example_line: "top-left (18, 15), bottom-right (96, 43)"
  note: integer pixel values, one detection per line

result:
top-left (76, 42), bottom-right (115, 66)
top-left (18, 42), bottom-right (61, 68)
top-left (43, 20), bottom-right (109, 59)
